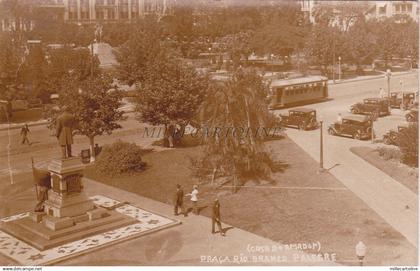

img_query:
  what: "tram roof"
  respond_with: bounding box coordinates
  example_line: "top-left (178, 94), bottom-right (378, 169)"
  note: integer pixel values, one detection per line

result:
top-left (270, 76), bottom-right (328, 88)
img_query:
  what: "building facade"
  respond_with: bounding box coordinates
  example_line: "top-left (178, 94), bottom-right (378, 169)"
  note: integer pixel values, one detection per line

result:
top-left (1, 0), bottom-right (173, 31)
top-left (366, 0), bottom-right (419, 22)
top-left (300, 0), bottom-right (419, 24)
top-left (63, 0), bottom-right (172, 22)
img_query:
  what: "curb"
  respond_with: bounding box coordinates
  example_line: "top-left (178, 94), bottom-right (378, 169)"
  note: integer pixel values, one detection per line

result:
top-left (0, 120), bottom-right (49, 132)
top-left (0, 109), bottom-right (135, 132)
top-left (328, 70), bottom-right (416, 85)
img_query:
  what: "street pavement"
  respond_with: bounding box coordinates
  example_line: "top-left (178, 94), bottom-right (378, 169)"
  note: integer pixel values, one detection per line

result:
top-left (274, 71), bottom-right (419, 248)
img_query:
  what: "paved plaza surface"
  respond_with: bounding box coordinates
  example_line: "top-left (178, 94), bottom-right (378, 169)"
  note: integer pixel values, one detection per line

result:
top-left (0, 179), bottom-right (337, 266)
top-left (0, 195), bottom-right (180, 265)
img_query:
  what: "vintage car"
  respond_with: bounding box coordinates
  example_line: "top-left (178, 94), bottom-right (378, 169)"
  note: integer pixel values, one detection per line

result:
top-left (280, 108), bottom-right (318, 130)
top-left (388, 91), bottom-right (416, 110)
top-left (405, 108), bottom-right (418, 122)
top-left (350, 98), bottom-right (390, 119)
top-left (328, 115), bottom-right (373, 140)
top-left (383, 125), bottom-right (407, 145)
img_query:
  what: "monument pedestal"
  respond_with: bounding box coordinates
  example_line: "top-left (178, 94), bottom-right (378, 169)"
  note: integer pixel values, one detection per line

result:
top-left (0, 157), bottom-right (137, 250)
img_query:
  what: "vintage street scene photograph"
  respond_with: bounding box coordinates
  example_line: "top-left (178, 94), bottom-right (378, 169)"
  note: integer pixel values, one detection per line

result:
top-left (0, 0), bottom-right (418, 268)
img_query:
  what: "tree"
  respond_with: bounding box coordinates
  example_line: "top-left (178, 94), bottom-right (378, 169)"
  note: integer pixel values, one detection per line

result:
top-left (304, 24), bottom-right (345, 75)
top-left (343, 18), bottom-right (377, 74)
top-left (250, 1), bottom-right (306, 60)
top-left (116, 17), bottom-right (165, 86)
top-left (370, 17), bottom-right (400, 68)
top-left (0, 33), bottom-right (25, 102)
top-left (398, 122), bottom-right (418, 167)
top-left (193, 68), bottom-right (281, 192)
top-left (47, 73), bottom-right (125, 161)
top-left (135, 54), bottom-right (209, 146)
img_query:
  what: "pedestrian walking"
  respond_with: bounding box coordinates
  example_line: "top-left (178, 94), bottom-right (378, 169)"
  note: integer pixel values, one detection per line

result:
top-left (211, 198), bottom-right (225, 236)
top-left (379, 87), bottom-right (385, 98)
top-left (186, 185), bottom-right (199, 215)
top-left (337, 113), bottom-right (343, 124)
top-left (20, 124), bottom-right (30, 145)
top-left (174, 184), bottom-right (187, 217)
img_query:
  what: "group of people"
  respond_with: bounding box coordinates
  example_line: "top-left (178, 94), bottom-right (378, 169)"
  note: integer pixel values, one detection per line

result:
top-left (174, 184), bottom-right (225, 236)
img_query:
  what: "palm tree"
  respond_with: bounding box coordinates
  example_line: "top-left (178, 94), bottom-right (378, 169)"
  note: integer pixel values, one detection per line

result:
top-left (195, 68), bottom-right (280, 192)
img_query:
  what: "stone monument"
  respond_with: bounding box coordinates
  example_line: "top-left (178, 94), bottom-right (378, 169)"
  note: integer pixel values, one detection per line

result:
top-left (0, 109), bottom-right (137, 250)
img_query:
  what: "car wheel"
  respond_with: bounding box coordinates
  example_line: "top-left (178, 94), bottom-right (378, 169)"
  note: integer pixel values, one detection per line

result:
top-left (351, 108), bottom-right (358, 114)
top-left (353, 131), bottom-right (361, 140)
top-left (406, 115), bottom-right (413, 122)
top-left (383, 136), bottom-right (391, 145)
top-left (328, 128), bottom-right (336, 135)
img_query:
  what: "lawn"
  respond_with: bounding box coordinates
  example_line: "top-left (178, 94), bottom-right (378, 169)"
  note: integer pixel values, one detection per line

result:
top-left (350, 146), bottom-right (418, 194)
top-left (0, 108), bottom-right (44, 124)
top-left (84, 137), bottom-right (417, 266)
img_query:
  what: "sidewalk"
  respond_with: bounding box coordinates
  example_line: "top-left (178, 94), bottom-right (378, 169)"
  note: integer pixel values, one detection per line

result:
top-left (0, 178), bottom-right (338, 266)
top-left (0, 119), bottom-right (48, 131)
top-left (327, 70), bottom-right (417, 85)
top-left (286, 129), bottom-right (418, 248)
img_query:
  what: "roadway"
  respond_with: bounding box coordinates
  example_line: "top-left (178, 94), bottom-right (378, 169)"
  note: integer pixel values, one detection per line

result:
top-left (272, 71), bottom-right (419, 248)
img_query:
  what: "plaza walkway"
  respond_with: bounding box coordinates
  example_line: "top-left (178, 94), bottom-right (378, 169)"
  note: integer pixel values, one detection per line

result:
top-left (0, 178), bottom-right (338, 266)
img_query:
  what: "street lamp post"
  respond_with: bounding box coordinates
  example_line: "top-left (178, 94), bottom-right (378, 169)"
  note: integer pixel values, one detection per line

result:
top-left (91, 38), bottom-right (96, 77)
top-left (319, 119), bottom-right (324, 171)
top-left (338, 56), bottom-right (341, 81)
top-left (386, 69), bottom-right (392, 99)
top-left (400, 79), bottom-right (404, 110)
top-left (355, 241), bottom-right (367, 266)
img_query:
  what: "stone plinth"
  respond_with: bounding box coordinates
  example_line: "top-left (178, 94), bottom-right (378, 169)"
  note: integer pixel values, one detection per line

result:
top-left (0, 209), bottom-right (137, 250)
top-left (43, 157), bottom-right (94, 229)
top-left (0, 158), bottom-right (139, 251)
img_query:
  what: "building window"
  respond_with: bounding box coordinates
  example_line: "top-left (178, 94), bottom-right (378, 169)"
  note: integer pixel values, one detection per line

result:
top-left (119, 0), bottom-right (129, 19)
top-left (401, 4), bottom-right (406, 12)
top-left (379, 6), bottom-right (386, 14)
top-left (131, 4), bottom-right (138, 18)
top-left (407, 3), bottom-right (412, 12)
top-left (395, 4), bottom-right (400, 12)
top-left (96, 8), bottom-right (105, 19)
top-left (145, 0), bottom-right (152, 12)
top-left (417, 7), bottom-right (419, 15)
top-left (107, 9), bottom-right (115, 19)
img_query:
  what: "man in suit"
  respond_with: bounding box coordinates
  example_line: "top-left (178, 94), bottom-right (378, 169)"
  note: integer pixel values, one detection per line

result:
top-left (56, 106), bottom-right (76, 159)
top-left (174, 184), bottom-right (187, 217)
top-left (212, 198), bottom-right (225, 236)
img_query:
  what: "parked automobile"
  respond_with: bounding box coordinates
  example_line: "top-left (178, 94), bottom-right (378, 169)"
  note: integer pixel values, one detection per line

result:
top-left (280, 108), bottom-right (318, 130)
top-left (383, 125), bottom-right (407, 145)
top-left (405, 108), bottom-right (418, 122)
top-left (388, 91), bottom-right (416, 110)
top-left (328, 115), bottom-right (373, 140)
top-left (350, 98), bottom-right (390, 119)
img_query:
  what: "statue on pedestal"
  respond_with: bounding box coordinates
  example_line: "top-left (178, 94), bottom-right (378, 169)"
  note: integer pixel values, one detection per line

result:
top-left (56, 106), bottom-right (76, 159)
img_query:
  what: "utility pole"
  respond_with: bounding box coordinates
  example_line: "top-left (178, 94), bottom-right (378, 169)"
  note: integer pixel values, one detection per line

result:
top-left (332, 38), bottom-right (336, 84)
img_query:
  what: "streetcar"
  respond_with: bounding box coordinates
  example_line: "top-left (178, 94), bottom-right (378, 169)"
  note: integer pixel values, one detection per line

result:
top-left (268, 76), bottom-right (329, 109)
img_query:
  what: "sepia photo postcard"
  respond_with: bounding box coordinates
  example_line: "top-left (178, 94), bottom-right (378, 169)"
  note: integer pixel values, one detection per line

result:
top-left (0, 0), bottom-right (418, 270)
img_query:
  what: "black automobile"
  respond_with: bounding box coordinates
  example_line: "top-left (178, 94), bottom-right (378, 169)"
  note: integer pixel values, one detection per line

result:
top-left (383, 125), bottom-right (407, 145)
top-left (388, 92), bottom-right (416, 110)
top-left (280, 108), bottom-right (318, 130)
top-left (328, 115), bottom-right (373, 140)
top-left (405, 108), bottom-right (418, 122)
top-left (350, 98), bottom-right (390, 119)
